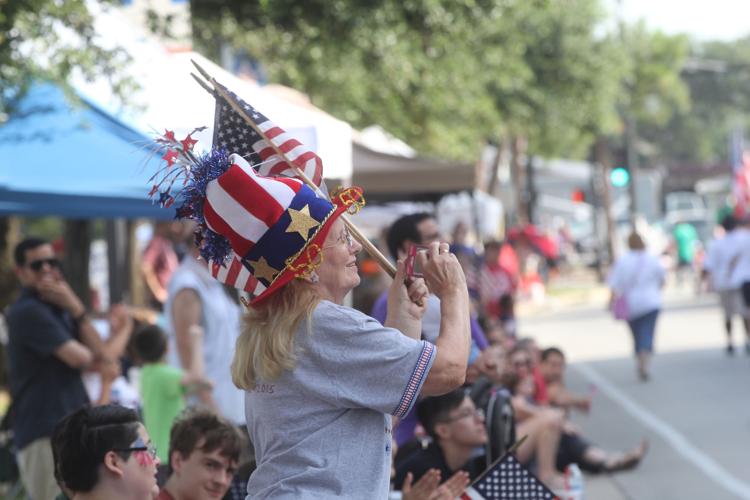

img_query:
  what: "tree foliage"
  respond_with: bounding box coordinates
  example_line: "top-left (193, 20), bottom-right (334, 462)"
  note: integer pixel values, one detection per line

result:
top-left (0, 0), bottom-right (135, 118)
top-left (643, 36), bottom-right (750, 165)
top-left (191, 0), bottom-right (723, 170)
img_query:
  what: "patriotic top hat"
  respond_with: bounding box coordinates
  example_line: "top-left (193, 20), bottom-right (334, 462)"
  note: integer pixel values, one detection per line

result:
top-left (151, 141), bottom-right (362, 306)
top-left (200, 153), bottom-right (362, 304)
top-left (150, 73), bottom-right (364, 305)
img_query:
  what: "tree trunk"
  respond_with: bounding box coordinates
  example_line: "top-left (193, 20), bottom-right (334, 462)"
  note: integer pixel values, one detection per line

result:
top-left (624, 113), bottom-right (639, 227)
top-left (106, 219), bottom-right (130, 307)
top-left (593, 137), bottom-right (616, 265)
top-left (509, 135), bottom-right (529, 225)
top-left (129, 220), bottom-right (146, 308)
top-left (0, 216), bottom-right (21, 310)
top-left (64, 220), bottom-right (91, 310)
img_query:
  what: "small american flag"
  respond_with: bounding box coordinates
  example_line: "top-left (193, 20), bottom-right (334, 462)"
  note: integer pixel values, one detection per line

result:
top-left (460, 453), bottom-right (557, 500)
top-left (211, 84), bottom-right (324, 189)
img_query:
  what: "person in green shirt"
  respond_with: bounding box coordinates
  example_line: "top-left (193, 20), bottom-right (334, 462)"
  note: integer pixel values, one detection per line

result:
top-left (673, 221), bottom-right (699, 267)
top-left (132, 324), bottom-right (212, 463)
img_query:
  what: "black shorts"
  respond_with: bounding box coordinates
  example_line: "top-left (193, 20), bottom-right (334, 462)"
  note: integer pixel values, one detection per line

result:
top-left (556, 431), bottom-right (592, 472)
top-left (741, 282), bottom-right (750, 308)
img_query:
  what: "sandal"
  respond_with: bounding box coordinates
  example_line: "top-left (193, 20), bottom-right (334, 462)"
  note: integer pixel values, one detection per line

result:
top-left (603, 440), bottom-right (649, 473)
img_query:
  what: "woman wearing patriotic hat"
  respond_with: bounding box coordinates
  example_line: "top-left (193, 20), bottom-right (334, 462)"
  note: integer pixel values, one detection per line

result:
top-left (153, 79), bottom-right (471, 497)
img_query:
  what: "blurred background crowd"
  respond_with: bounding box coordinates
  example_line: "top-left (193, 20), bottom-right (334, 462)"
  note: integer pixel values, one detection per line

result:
top-left (2, 0), bottom-right (750, 499)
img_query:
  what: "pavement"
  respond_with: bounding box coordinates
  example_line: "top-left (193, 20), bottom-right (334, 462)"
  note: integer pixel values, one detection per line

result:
top-left (519, 274), bottom-right (750, 500)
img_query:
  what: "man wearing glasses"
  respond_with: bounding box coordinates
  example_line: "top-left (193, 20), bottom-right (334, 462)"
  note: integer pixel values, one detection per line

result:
top-left (393, 389), bottom-right (486, 489)
top-left (51, 404), bottom-right (160, 499)
top-left (7, 237), bottom-right (116, 499)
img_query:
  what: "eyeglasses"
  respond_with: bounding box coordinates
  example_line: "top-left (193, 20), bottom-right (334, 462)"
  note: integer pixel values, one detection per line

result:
top-left (27, 258), bottom-right (60, 272)
top-left (512, 358), bottom-right (532, 369)
top-left (323, 227), bottom-right (355, 250)
top-left (439, 407), bottom-right (484, 424)
top-left (113, 441), bottom-right (157, 460)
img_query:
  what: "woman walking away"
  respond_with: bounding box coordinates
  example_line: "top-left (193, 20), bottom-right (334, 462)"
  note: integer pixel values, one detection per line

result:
top-left (608, 232), bottom-right (665, 381)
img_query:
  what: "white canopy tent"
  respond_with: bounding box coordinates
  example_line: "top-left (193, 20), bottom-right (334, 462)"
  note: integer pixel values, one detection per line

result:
top-left (74, 5), bottom-right (353, 181)
top-left (351, 129), bottom-right (476, 202)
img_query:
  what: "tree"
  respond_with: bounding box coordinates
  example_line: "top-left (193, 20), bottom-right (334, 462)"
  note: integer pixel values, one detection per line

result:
top-left (643, 36), bottom-right (750, 166)
top-left (0, 0), bottom-right (136, 118)
top-left (192, 0), bottom-right (505, 160)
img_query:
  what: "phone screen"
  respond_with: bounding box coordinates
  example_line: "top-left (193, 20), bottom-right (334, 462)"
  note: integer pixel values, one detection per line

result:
top-left (406, 245), bottom-right (429, 278)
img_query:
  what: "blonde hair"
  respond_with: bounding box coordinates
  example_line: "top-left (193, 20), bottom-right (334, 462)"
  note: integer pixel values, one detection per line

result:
top-left (231, 279), bottom-right (320, 390)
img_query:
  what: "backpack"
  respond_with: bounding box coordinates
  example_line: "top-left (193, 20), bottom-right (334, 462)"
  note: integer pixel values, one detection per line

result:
top-left (469, 377), bottom-right (516, 466)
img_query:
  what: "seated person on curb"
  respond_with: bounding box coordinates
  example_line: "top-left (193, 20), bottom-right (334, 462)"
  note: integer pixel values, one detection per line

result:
top-left (465, 344), bottom-right (517, 460)
top-left (373, 213), bottom-right (490, 449)
top-left (508, 347), bottom-right (648, 474)
top-left (514, 337), bottom-right (549, 404)
top-left (157, 409), bottom-right (241, 500)
top-left (389, 437), bottom-right (469, 500)
top-left (538, 347), bottom-right (591, 413)
top-left (51, 404), bottom-right (160, 500)
top-left (394, 389), bottom-right (482, 489)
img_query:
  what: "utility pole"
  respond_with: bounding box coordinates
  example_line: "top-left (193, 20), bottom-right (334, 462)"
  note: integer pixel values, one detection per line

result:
top-left (525, 154), bottom-right (537, 224)
top-left (594, 137), bottom-right (617, 266)
top-left (625, 112), bottom-right (639, 226)
top-left (618, 0), bottom-right (639, 228)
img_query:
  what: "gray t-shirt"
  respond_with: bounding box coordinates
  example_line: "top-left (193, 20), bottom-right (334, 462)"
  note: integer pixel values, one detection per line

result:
top-left (245, 300), bottom-right (436, 499)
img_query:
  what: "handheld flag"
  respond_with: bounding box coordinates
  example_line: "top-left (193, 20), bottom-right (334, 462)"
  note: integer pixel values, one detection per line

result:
top-left (460, 452), bottom-right (557, 500)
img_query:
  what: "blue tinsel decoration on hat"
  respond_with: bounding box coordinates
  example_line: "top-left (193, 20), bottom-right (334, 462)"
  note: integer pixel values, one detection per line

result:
top-left (174, 147), bottom-right (234, 264)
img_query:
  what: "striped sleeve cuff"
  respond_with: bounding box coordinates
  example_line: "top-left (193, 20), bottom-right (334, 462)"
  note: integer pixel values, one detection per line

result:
top-left (392, 341), bottom-right (436, 418)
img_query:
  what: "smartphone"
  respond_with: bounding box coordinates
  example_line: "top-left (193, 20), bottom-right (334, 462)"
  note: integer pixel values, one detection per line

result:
top-left (406, 245), bottom-right (429, 278)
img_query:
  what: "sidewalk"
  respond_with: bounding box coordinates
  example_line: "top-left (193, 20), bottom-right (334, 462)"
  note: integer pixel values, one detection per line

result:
top-left (584, 474), bottom-right (630, 500)
top-left (516, 267), bottom-right (610, 318)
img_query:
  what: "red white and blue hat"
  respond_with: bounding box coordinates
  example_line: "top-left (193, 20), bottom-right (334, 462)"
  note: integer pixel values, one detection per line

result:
top-left (149, 96), bottom-right (363, 305)
top-left (201, 153), bottom-right (362, 304)
top-left (152, 144), bottom-right (363, 305)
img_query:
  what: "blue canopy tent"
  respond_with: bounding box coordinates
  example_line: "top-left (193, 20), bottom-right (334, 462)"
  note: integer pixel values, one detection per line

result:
top-left (0, 84), bottom-right (171, 219)
top-left (0, 84), bottom-right (176, 306)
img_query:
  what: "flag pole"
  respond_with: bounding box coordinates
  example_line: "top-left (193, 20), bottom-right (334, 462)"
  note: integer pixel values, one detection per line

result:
top-left (190, 60), bottom-right (397, 279)
top-left (468, 435), bottom-right (529, 488)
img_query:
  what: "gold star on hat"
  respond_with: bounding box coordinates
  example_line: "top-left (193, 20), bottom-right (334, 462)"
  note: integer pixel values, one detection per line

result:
top-left (249, 256), bottom-right (280, 283)
top-left (286, 204), bottom-right (319, 241)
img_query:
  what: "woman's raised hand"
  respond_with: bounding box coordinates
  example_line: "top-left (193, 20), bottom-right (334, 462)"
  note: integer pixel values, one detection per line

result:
top-left (419, 241), bottom-right (467, 299)
top-left (387, 259), bottom-right (428, 323)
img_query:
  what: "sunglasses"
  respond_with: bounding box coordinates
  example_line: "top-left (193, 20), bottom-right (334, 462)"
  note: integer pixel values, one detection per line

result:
top-left (113, 441), bottom-right (158, 461)
top-left (27, 258), bottom-right (60, 272)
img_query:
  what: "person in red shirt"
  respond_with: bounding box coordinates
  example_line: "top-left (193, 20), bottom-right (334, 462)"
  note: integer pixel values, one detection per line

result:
top-left (515, 337), bottom-right (549, 405)
top-left (478, 240), bottom-right (516, 322)
top-left (141, 221), bottom-right (180, 307)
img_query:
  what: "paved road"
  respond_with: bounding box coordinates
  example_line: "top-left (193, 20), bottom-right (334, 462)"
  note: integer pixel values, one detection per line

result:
top-left (521, 288), bottom-right (750, 500)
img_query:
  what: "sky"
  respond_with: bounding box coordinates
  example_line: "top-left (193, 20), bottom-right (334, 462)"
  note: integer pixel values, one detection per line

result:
top-left (605, 0), bottom-right (750, 41)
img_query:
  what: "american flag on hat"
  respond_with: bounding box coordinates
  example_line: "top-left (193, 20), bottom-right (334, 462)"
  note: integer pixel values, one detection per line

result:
top-left (211, 84), bottom-right (325, 190)
top-left (202, 154), bottom-right (316, 300)
top-left (202, 84), bottom-right (329, 297)
top-left (460, 453), bottom-right (558, 500)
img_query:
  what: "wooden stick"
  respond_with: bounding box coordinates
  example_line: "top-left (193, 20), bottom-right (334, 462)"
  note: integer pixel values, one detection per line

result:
top-left (190, 60), bottom-right (397, 279)
top-left (507, 434), bottom-right (528, 455)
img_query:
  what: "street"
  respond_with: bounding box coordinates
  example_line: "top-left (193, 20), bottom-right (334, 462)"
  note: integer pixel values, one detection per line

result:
top-left (522, 286), bottom-right (750, 500)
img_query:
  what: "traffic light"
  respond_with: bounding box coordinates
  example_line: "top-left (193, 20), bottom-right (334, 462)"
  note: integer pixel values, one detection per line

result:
top-left (610, 167), bottom-right (630, 187)
top-left (610, 146), bottom-right (630, 187)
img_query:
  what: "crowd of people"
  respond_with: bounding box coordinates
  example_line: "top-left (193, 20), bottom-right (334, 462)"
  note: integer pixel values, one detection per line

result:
top-left (374, 214), bottom-right (648, 498)
top-left (3, 232), bottom-right (252, 500)
top-left (3, 206), bottom-right (652, 499)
